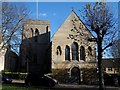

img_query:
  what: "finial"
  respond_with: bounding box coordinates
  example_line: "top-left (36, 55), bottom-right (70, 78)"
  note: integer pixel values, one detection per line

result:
top-left (72, 7), bottom-right (74, 12)
top-left (36, 0), bottom-right (38, 19)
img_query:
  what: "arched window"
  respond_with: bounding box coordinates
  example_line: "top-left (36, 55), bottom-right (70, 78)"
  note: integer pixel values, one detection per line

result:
top-left (88, 46), bottom-right (92, 56)
top-left (31, 28), bottom-right (34, 37)
top-left (46, 26), bottom-right (48, 33)
top-left (34, 28), bottom-right (39, 42)
top-left (80, 46), bottom-right (85, 61)
top-left (72, 42), bottom-right (78, 61)
top-left (35, 28), bottom-right (39, 36)
top-left (65, 45), bottom-right (70, 60)
top-left (56, 46), bottom-right (62, 55)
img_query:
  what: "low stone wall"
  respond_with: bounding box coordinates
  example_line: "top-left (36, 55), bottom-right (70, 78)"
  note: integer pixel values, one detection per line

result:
top-left (81, 68), bottom-right (98, 85)
top-left (52, 68), bottom-right (98, 85)
top-left (52, 69), bottom-right (69, 83)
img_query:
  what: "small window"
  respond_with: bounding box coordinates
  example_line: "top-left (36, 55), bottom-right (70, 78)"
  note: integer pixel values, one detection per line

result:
top-left (108, 68), bottom-right (112, 71)
top-left (65, 45), bottom-right (70, 61)
top-left (46, 26), bottom-right (49, 33)
top-left (34, 28), bottom-right (39, 42)
top-left (56, 46), bottom-right (62, 55)
top-left (31, 28), bottom-right (34, 37)
top-left (80, 46), bottom-right (85, 61)
top-left (88, 46), bottom-right (92, 56)
top-left (103, 68), bottom-right (106, 71)
top-left (35, 28), bottom-right (39, 36)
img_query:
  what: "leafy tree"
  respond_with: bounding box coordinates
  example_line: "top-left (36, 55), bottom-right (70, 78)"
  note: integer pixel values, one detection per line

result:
top-left (1, 2), bottom-right (28, 54)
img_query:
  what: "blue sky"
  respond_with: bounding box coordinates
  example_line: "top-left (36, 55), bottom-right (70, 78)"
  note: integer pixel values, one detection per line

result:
top-left (16, 2), bottom-right (118, 38)
top-left (9, 2), bottom-right (119, 57)
top-left (24, 2), bottom-right (88, 37)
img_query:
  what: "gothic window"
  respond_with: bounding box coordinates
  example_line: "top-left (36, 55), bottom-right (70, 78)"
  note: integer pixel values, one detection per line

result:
top-left (65, 45), bottom-right (70, 61)
top-left (56, 46), bottom-right (62, 55)
top-left (34, 28), bottom-right (39, 42)
top-left (31, 28), bottom-right (34, 37)
top-left (80, 46), bottom-right (85, 61)
top-left (88, 46), bottom-right (92, 56)
top-left (35, 28), bottom-right (39, 36)
top-left (46, 26), bottom-right (48, 33)
top-left (72, 42), bottom-right (79, 61)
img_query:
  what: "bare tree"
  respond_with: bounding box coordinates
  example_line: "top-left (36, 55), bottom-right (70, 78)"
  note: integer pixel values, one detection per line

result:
top-left (79, 2), bottom-right (117, 90)
top-left (66, 3), bottom-right (117, 88)
top-left (110, 39), bottom-right (120, 58)
top-left (1, 2), bottom-right (28, 54)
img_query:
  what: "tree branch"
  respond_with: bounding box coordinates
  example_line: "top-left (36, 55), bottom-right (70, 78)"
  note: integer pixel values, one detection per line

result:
top-left (102, 42), bottom-right (113, 52)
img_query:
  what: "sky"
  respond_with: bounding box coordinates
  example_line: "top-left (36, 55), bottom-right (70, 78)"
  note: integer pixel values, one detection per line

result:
top-left (15, 2), bottom-right (118, 38)
top-left (3, 2), bottom-right (119, 57)
top-left (21, 2), bottom-right (89, 37)
top-left (26, 2), bottom-right (119, 58)
top-left (1, 0), bottom-right (120, 2)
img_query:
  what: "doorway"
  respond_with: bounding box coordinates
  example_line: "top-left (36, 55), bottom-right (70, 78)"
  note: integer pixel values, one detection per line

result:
top-left (70, 67), bottom-right (81, 84)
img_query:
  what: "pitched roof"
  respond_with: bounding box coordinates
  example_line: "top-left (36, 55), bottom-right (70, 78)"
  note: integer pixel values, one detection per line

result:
top-left (71, 9), bottom-right (95, 38)
top-left (102, 58), bottom-right (120, 68)
top-left (52, 9), bottom-right (94, 39)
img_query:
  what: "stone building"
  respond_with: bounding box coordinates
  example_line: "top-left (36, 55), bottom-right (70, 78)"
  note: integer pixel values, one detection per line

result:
top-left (102, 58), bottom-right (120, 75)
top-left (0, 35), bottom-right (18, 72)
top-left (52, 10), bottom-right (97, 84)
top-left (4, 46), bottom-right (18, 72)
top-left (19, 19), bottom-right (51, 74)
top-left (19, 10), bottom-right (97, 84)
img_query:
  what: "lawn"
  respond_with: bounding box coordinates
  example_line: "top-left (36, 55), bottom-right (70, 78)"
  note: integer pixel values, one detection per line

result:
top-left (1, 84), bottom-right (53, 90)
top-left (1, 84), bottom-right (120, 90)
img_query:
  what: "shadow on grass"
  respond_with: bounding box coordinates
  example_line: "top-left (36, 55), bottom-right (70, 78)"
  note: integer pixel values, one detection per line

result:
top-left (2, 83), bottom-right (53, 90)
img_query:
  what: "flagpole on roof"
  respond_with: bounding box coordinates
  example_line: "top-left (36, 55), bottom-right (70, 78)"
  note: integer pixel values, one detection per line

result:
top-left (36, 0), bottom-right (38, 19)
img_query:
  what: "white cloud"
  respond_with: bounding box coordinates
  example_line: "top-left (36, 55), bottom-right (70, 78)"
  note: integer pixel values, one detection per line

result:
top-left (39, 13), bottom-right (47, 17)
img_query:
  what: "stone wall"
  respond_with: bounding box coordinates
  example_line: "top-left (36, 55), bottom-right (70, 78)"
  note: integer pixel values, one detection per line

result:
top-left (4, 48), bottom-right (18, 72)
top-left (52, 10), bottom-right (96, 69)
top-left (19, 19), bottom-right (51, 74)
top-left (52, 10), bottom-right (97, 84)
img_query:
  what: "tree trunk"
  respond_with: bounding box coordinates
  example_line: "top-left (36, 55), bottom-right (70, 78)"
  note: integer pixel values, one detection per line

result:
top-left (97, 38), bottom-right (104, 90)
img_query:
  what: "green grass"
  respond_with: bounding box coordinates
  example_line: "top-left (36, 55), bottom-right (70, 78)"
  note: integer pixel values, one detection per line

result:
top-left (1, 84), bottom-right (52, 90)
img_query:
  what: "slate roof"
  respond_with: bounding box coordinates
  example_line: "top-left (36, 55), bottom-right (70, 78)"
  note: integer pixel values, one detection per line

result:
top-left (102, 58), bottom-right (120, 68)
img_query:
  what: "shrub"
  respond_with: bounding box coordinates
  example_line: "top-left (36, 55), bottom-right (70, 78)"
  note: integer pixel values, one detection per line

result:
top-left (2, 72), bottom-right (28, 80)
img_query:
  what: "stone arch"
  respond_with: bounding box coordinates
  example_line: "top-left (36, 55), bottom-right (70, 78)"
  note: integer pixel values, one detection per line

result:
top-left (71, 42), bottom-right (79, 61)
top-left (69, 66), bottom-right (81, 84)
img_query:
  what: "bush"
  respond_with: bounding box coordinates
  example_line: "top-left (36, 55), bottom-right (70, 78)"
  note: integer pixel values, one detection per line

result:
top-left (104, 74), bottom-right (114, 86)
top-left (2, 72), bottom-right (28, 80)
top-left (18, 73), bottom-right (28, 80)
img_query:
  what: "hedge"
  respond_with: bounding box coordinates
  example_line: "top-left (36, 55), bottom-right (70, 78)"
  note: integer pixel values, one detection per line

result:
top-left (1, 71), bottom-right (28, 80)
